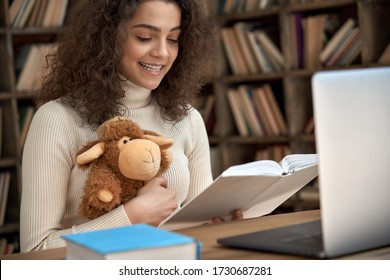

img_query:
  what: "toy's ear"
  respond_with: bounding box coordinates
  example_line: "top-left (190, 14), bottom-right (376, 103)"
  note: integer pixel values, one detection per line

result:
top-left (76, 142), bottom-right (106, 165)
top-left (143, 134), bottom-right (173, 150)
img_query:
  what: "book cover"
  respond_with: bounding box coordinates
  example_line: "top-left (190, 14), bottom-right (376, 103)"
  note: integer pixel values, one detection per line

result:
top-left (26, 0), bottom-right (43, 27)
top-left (320, 18), bottom-right (355, 64)
top-left (35, 0), bottom-right (50, 27)
top-left (62, 224), bottom-right (201, 260)
top-left (227, 88), bottom-right (250, 136)
top-left (259, 0), bottom-right (277, 9)
top-left (325, 27), bottom-right (360, 67)
top-left (0, 172), bottom-right (11, 226)
top-left (10, 0), bottom-right (29, 26)
top-left (247, 31), bottom-right (275, 73)
top-left (262, 84), bottom-right (288, 135)
top-left (252, 86), bottom-right (280, 136)
top-left (255, 30), bottom-right (285, 71)
top-left (302, 14), bottom-right (326, 69)
top-left (233, 22), bottom-right (260, 74)
top-left (237, 85), bottom-right (265, 137)
top-left (13, 0), bottom-right (36, 28)
top-left (9, 0), bottom-right (24, 25)
top-left (337, 36), bottom-right (362, 66)
top-left (220, 27), bottom-right (242, 75)
top-left (160, 154), bottom-right (318, 230)
top-left (16, 45), bottom-right (41, 91)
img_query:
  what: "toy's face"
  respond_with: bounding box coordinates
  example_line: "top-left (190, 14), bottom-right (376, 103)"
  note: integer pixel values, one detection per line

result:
top-left (117, 137), bottom-right (162, 180)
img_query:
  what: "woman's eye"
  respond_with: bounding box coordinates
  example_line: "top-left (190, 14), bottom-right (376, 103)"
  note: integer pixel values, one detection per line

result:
top-left (137, 36), bottom-right (151, 42)
top-left (168, 38), bottom-right (179, 44)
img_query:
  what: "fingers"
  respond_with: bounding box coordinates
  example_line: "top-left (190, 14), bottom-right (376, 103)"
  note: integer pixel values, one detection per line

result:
top-left (211, 209), bottom-right (243, 224)
top-left (155, 176), bottom-right (168, 188)
top-left (138, 177), bottom-right (168, 195)
top-left (212, 217), bottom-right (225, 224)
top-left (148, 176), bottom-right (168, 188)
top-left (232, 209), bottom-right (243, 220)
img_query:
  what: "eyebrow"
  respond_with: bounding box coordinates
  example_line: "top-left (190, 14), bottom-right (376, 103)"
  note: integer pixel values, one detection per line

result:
top-left (132, 23), bottom-right (181, 33)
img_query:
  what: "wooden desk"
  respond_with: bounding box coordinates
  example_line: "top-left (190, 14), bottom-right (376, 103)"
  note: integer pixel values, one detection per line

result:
top-left (2, 210), bottom-right (390, 260)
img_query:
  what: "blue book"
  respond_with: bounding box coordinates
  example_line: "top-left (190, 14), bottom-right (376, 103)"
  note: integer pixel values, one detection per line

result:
top-left (62, 224), bottom-right (201, 260)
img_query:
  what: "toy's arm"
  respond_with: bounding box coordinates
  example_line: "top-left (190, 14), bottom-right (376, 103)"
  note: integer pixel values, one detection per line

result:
top-left (79, 162), bottom-right (122, 219)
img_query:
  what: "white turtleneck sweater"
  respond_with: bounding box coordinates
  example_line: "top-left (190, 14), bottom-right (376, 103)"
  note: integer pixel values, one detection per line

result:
top-left (20, 80), bottom-right (213, 252)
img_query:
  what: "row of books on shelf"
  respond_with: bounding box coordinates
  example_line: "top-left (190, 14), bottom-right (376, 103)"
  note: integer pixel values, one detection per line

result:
top-left (290, 12), bottom-right (389, 68)
top-left (222, 15), bottom-right (390, 74)
top-left (0, 171), bottom-right (11, 227)
top-left (227, 83), bottom-right (288, 137)
top-left (289, 15), bottom-right (363, 69)
top-left (221, 22), bottom-right (284, 75)
top-left (8, 0), bottom-right (69, 28)
top-left (15, 43), bottom-right (57, 92)
top-left (213, 0), bottom-right (351, 15)
top-left (255, 144), bottom-right (291, 163)
top-left (211, 0), bottom-right (278, 15)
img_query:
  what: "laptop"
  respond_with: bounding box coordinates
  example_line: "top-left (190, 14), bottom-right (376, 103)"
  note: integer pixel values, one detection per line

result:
top-left (218, 67), bottom-right (390, 259)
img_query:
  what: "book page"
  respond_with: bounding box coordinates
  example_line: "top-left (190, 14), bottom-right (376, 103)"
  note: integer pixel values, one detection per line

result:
top-left (223, 160), bottom-right (283, 176)
top-left (280, 154), bottom-right (318, 174)
top-left (244, 165), bottom-right (318, 218)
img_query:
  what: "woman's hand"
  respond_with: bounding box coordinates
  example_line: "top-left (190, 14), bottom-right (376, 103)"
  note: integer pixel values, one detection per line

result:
top-left (124, 177), bottom-right (178, 226)
top-left (211, 209), bottom-right (244, 224)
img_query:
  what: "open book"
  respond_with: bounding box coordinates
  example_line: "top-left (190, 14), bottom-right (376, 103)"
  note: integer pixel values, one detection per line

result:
top-left (159, 154), bottom-right (318, 230)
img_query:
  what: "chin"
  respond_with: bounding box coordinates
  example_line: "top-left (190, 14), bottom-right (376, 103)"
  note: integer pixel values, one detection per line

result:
top-left (142, 79), bottom-right (163, 90)
top-left (142, 83), bottom-right (160, 90)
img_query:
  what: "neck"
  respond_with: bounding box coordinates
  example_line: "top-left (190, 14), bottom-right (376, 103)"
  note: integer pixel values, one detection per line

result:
top-left (120, 78), bottom-right (152, 109)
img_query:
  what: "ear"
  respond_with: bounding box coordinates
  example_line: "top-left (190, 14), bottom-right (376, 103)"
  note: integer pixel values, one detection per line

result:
top-left (143, 134), bottom-right (173, 150)
top-left (76, 142), bottom-right (105, 165)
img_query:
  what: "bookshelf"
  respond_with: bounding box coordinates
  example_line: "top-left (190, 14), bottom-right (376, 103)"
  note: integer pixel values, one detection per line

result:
top-left (0, 0), bottom-right (72, 254)
top-left (205, 0), bottom-right (390, 209)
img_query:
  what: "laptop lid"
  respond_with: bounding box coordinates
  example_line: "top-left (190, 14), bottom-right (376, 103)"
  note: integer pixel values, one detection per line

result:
top-left (313, 67), bottom-right (390, 257)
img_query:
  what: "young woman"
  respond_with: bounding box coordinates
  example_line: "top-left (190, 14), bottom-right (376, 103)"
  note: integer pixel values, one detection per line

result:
top-left (20, 0), bottom-right (241, 252)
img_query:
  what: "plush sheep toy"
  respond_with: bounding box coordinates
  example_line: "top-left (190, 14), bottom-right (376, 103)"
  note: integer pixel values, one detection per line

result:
top-left (76, 116), bottom-right (173, 219)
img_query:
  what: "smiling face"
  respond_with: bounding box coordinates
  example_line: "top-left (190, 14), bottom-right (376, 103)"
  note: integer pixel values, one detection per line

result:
top-left (118, 1), bottom-right (181, 90)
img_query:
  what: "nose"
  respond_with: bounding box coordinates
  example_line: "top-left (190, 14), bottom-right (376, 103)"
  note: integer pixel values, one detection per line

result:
top-left (151, 39), bottom-right (169, 58)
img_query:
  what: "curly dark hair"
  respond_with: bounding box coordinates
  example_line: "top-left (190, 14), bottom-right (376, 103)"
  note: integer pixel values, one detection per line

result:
top-left (38, 0), bottom-right (215, 127)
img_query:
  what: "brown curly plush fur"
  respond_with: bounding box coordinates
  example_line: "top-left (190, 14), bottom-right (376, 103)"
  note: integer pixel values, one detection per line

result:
top-left (77, 117), bottom-right (173, 219)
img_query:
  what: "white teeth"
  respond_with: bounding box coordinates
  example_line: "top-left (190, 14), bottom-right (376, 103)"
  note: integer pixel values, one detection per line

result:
top-left (139, 62), bottom-right (162, 71)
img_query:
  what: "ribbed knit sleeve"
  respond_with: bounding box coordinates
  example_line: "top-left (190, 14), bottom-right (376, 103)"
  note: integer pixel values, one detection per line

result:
top-left (183, 108), bottom-right (213, 203)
